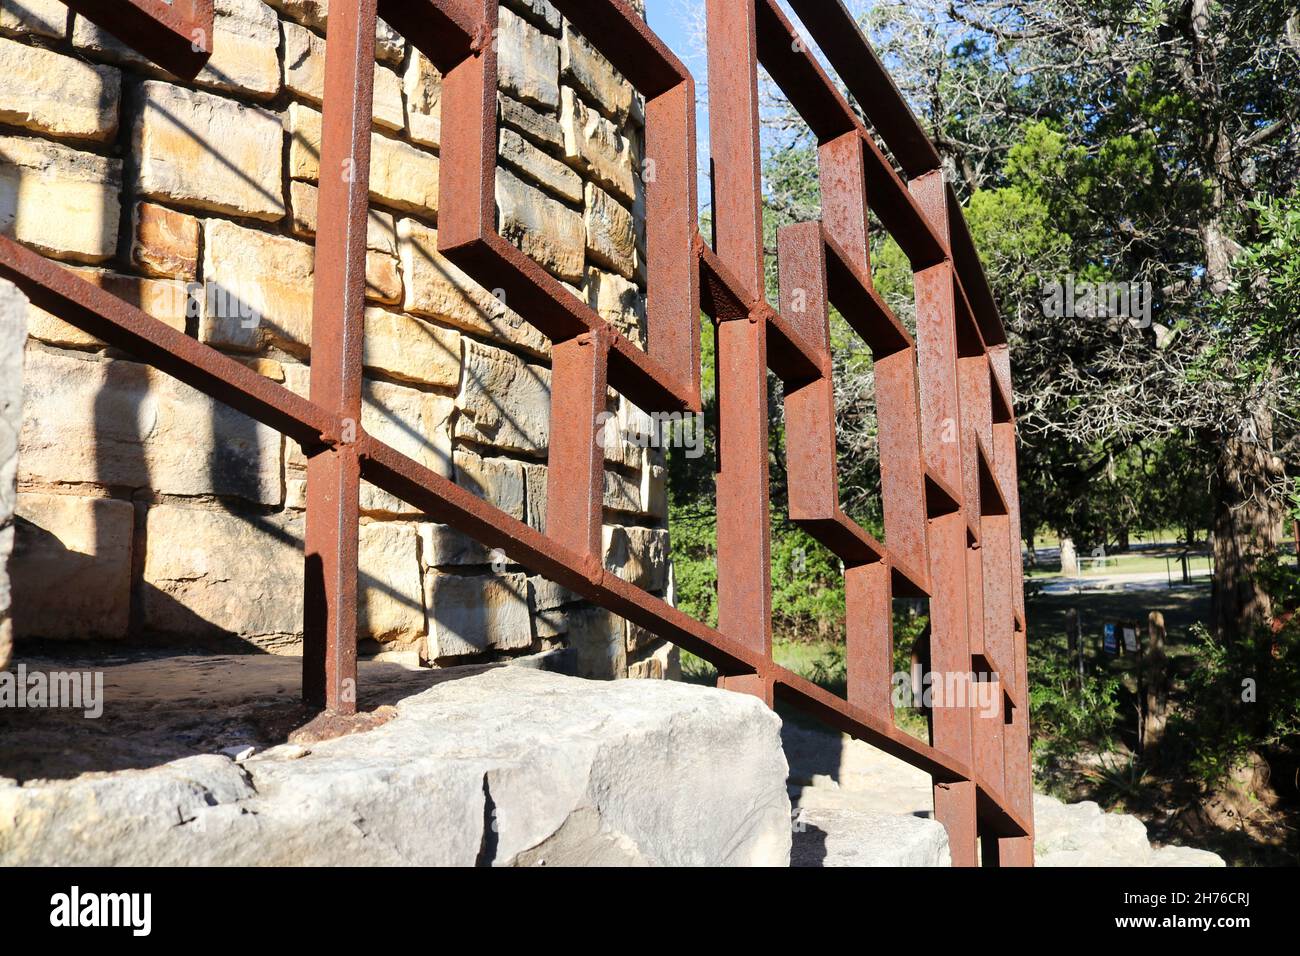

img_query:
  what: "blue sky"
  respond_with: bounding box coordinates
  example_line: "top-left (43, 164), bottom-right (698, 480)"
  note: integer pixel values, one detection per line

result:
top-left (645, 0), bottom-right (696, 69)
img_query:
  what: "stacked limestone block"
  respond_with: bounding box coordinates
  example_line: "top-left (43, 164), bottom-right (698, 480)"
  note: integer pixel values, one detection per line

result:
top-left (0, 0), bottom-right (676, 679)
top-left (0, 279), bottom-right (26, 670)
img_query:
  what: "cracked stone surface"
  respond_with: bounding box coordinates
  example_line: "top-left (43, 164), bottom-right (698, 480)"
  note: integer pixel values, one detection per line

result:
top-left (0, 653), bottom-right (791, 866)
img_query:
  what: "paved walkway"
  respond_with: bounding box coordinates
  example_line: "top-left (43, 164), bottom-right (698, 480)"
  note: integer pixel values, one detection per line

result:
top-left (1035, 567), bottom-right (1212, 594)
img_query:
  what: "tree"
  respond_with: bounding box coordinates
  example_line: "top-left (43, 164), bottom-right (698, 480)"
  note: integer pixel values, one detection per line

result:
top-left (856, 0), bottom-right (1300, 636)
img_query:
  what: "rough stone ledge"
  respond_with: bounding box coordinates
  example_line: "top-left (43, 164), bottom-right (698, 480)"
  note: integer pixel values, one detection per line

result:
top-left (0, 655), bottom-right (792, 866)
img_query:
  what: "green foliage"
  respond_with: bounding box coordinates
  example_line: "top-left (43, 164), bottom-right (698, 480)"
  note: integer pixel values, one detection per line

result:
top-left (1028, 645), bottom-right (1123, 765)
top-left (1209, 192), bottom-right (1300, 384)
top-left (770, 528), bottom-right (845, 641)
top-left (1169, 559), bottom-right (1300, 785)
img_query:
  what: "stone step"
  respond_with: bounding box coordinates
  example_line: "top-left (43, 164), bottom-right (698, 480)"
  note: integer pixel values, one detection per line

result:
top-left (792, 806), bottom-right (950, 867)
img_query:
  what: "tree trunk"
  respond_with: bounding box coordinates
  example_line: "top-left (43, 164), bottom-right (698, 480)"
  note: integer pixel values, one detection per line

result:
top-left (1210, 414), bottom-right (1281, 640)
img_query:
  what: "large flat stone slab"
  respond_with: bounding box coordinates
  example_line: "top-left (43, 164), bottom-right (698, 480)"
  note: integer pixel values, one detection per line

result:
top-left (792, 807), bottom-right (950, 867)
top-left (0, 655), bottom-right (792, 866)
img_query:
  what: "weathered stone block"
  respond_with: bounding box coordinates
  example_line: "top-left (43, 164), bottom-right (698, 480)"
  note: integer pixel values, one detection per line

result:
top-left (452, 449), bottom-right (524, 521)
top-left (604, 466), bottom-right (644, 516)
top-left (419, 523), bottom-right (491, 569)
top-left (404, 49), bottom-right (442, 149)
top-left (26, 267), bottom-right (188, 350)
top-left (200, 219), bottom-right (314, 355)
top-left (528, 575), bottom-right (578, 638)
top-left (500, 126), bottom-right (582, 203)
top-left (497, 5), bottom-right (559, 110)
top-left (365, 253), bottom-right (402, 306)
top-left (568, 605), bottom-right (627, 680)
top-left (523, 461), bottom-right (547, 532)
top-left (499, 92), bottom-right (564, 154)
top-left (287, 181), bottom-right (402, 302)
top-left (72, 0), bottom-right (281, 100)
top-left (282, 19), bottom-right (403, 130)
top-left (397, 218), bottom-right (550, 358)
top-left (496, 166), bottom-right (585, 283)
top-left (0, 37), bottom-right (120, 143)
top-left (133, 81), bottom-right (283, 222)
top-left (503, 0), bottom-right (560, 32)
top-left (455, 339), bottom-right (551, 455)
top-left (266, 0), bottom-right (404, 65)
top-left (0, 134), bottom-right (121, 263)
top-left (19, 347), bottom-right (283, 505)
top-left (361, 379), bottom-right (454, 506)
top-left (292, 106), bottom-right (439, 216)
top-left (0, 279), bottom-right (26, 668)
top-left (141, 505), bottom-right (302, 645)
top-left (585, 267), bottom-right (645, 348)
top-left (584, 181), bottom-right (637, 280)
top-left (603, 524), bottom-right (669, 592)
top-left (130, 202), bottom-right (199, 280)
top-left (627, 640), bottom-right (679, 681)
top-left (561, 21), bottom-right (634, 124)
top-left (560, 87), bottom-right (636, 203)
top-left (0, 0), bottom-right (67, 38)
top-left (0, 663), bottom-right (793, 866)
top-left (287, 101), bottom-right (323, 181)
top-left (11, 492), bottom-right (133, 640)
top-left (359, 520), bottom-right (424, 643)
top-left (362, 307), bottom-right (461, 389)
top-left (424, 571), bottom-right (532, 659)
top-left (370, 133), bottom-right (439, 216)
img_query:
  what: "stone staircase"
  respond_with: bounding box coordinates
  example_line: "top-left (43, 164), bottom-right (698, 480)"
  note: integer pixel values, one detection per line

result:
top-left (782, 720), bottom-right (1224, 867)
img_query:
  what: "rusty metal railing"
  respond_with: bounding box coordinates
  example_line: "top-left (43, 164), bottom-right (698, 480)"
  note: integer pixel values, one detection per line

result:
top-left (0, 0), bottom-right (1034, 865)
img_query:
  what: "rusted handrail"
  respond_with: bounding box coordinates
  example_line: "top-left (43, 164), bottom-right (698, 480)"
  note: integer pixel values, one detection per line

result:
top-left (0, 0), bottom-right (1034, 865)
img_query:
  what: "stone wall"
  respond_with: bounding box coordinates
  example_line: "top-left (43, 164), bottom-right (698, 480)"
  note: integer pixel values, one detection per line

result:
top-left (0, 0), bottom-right (676, 679)
top-left (0, 279), bottom-right (25, 670)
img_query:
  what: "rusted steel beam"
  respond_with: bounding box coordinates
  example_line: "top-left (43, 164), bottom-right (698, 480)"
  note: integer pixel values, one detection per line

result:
top-left (991, 343), bottom-right (1035, 854)
top-left (947, 185), bottom-right (1007, 346)
top-left (547, 330), bottom-right (611, 562)
top-left (784, 0), bottom-right (943, 178)
top-left (818, 133), bottom-right (872, 275)
top-left (0, 238), bottom-right (334, 449)
top-left (301, 0), bottom-right (377, 714)
top-left (61, 0), bottom-right (213, 78)
top-left (909, 170), bottom-right (981, 865)
top-left (436, 0), bottom-right (700, 413)
top-left (551, 0), bottom-right (689, 97)
top-left (706, 0), bottom-right (774, 702)
top-left (379, 0), bottom-right (485, 74)
top-left (644, 77), bottom-right (702, 403)
top-left (753, 0), bottom-right (857, 142)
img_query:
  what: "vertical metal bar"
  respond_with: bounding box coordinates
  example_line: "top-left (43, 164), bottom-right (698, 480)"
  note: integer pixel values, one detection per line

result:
top-left (437, 0), bottom-right (495, 252)
top-left (991, 343), bottom-right (1036, 863)
top-left (707, 0), bottom-right (773, 700)
top-left (816, 132), bottom-right (931, 583)
top-left (645, 79), bottom-right (701, 401)
top-left (706, 0), bottom-right (764, 300)
top-left (547, 331), bottom-right (610, 561)
top-left (960, 355), bottom-right (1005, 798)
top-left (845, 561), bottom-right (894, 718)
top-left (302, 0), bottom-right (376, 714)
top-left (875, 351), bottom-right (931, 583)
top-left (910, 169), bottom-right (979, 865)
top-left (818, 132), bottom-right (870, 277)
top-left (778, 223), bottom-right (893, 721)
